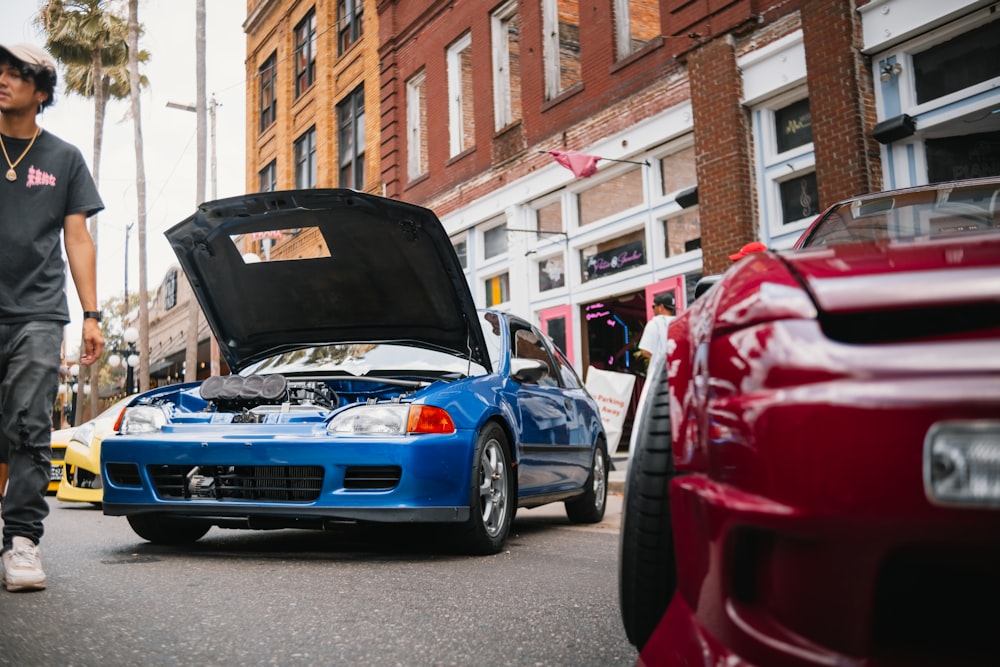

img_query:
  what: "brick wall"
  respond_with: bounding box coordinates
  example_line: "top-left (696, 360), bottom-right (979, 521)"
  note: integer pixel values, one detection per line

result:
top-left (689, 35), bottom-right (757, 274)
top-left (801, 0), bottom-right (882, 205)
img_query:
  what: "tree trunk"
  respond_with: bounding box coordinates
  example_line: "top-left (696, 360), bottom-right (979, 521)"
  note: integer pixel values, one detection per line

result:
top-left (128, 0), bottom-right (150, 393)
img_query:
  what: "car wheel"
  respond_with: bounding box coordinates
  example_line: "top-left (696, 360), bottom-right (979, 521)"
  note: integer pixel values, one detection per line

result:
top-left (456, 422), bottom-right (513, 555)
top-left (618, 359), bottom-right (677, 649)
top-left (127, 515), bottom-right (211, 544)
top-left (565, 438), bottom-right (608, 523)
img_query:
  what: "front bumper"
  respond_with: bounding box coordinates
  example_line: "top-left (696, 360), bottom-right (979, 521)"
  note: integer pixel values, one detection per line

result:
top-left (658, 322), bottom-right (1000, 666)
top-left (101, 429), bottom-right (475, 524)
top-left (56, 439), bottom-right (103, 504)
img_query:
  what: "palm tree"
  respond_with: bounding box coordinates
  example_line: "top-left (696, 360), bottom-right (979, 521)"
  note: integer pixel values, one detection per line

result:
top-left (128, 0), bottom-right (150, 394)
top-left (35, 1), bottom-right (149, 420)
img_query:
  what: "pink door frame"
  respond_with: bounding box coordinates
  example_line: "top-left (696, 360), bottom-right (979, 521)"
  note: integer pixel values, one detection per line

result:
top-left (539, 304), bottom-right (575, 363)
top-left (644, 275), bottom-right (686, 318)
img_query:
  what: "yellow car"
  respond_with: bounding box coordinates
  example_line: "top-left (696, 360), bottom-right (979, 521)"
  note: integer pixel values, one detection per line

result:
top-left (48, 431), bottom-right (68, 493)
top-left (56, 398), bottom-right (131, 504)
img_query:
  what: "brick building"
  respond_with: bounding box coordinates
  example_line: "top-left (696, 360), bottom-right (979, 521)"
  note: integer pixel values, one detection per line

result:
top-left (242, 0), bottom-right (1000, 436)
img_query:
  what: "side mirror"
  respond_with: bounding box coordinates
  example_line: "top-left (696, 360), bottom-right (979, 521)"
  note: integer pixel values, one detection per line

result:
top-left (510, 358), bottom-right (549, 383)
top-left (693, 275), bottom-right (722, 301)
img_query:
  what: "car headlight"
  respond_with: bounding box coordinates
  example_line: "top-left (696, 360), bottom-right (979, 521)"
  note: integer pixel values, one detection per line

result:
top-left (924, 421), bottom-right (1000, 507)
top-left (119, 405), bottom-right (170, 434)
top-left (69, 423), bottom-right (96, 447)
top-left (326, 404), bottom-right (455, 435)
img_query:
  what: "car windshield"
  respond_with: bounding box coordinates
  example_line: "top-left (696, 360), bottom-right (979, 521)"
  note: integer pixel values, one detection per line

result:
top-left (801, 180), bottom-right (1000, 248)
top-left (240, 343), bottom-right (489, 378)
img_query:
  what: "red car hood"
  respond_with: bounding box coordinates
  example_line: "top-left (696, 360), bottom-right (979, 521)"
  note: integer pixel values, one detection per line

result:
top-left (784, 232), bottom-right (1000, 315)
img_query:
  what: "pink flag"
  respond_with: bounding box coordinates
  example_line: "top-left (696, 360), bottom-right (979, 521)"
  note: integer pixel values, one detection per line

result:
top-left (548, 150), bottom-right (601, 178)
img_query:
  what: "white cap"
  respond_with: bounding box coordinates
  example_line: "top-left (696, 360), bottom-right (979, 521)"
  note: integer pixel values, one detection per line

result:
top-left (0, 43), bottom-right (57, 73)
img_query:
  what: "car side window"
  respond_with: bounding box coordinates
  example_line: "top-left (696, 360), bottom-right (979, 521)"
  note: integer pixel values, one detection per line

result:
top-left (552, 346), bottom-right (583, 389)
top-left (511, 326), bottom-right (560, 388)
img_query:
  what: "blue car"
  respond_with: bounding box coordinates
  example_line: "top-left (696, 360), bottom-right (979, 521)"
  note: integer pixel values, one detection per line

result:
top-left (101, 189), bottom-right (608, 554)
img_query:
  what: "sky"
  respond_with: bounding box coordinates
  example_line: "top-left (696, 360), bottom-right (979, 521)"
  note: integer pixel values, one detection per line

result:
top-left (2, 0), bottom-right (247, 353)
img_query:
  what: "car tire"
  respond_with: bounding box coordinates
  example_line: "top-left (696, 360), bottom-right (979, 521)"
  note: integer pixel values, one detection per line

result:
top-left (456, 422), bottom-right (513, 555)
top-left (618, 359), bottom-right (677, 649)
top-left (127, 514), bottom-right (211, 544)
top-left (565, 438), bottom-right (608, 523)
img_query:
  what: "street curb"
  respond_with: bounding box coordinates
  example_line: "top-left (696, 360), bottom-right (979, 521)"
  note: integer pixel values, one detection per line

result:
top-left (610, 454), bottom-right (628, 495)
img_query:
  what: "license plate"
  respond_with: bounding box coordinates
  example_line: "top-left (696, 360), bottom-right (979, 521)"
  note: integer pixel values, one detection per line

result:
top-left (50, 465), bottom-right (63, 481)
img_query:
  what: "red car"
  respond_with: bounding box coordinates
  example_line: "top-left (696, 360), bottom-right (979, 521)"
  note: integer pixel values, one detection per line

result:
top-left (619, 177), bottom-right (1000, 666)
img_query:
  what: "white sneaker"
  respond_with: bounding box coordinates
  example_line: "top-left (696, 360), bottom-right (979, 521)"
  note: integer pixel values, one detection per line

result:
top-left (2, 536), bottom-right (47, 591)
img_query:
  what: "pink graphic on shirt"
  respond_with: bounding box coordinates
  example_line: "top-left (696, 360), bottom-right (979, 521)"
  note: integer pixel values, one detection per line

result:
top-left (26, 165), bottom-right (56, 188)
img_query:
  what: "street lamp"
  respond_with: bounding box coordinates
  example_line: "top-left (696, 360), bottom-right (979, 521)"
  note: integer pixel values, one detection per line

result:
top-left (107, 327), bottom-right (141, 395)
top-left (165, 98), bottom-right (217, 199)
top-left (167, 97), bottom-right (221, 378)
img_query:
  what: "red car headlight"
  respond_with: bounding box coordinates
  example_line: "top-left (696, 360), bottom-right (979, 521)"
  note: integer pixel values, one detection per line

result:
top-left (924, 421), bottom-right (1000, 507)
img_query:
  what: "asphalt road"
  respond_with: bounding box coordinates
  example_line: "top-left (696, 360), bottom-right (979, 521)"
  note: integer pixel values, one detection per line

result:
top-left (0, 494), bottom-right (635, 667)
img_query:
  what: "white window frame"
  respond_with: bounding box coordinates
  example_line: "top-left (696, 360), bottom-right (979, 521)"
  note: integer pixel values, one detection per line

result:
top-left (751, 85), bottom-right (816, 246)
top-left (614, 0), bottom-right (631, 61)
top-left (406, 71), bottom-right (427, 179)
top-left (541, 0), bottom-right (561, 100)
top-left (491, 1), bottom-right (519, 130)
top-left (868, 5), bottom-right (1000, 188)
top-left (481, 219), bottom-right (509, 261)
top-left (447, 32), bottom-right (474, 157)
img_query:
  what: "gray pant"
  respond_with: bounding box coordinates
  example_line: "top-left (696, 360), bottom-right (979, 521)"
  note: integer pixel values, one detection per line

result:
top-left (0, 322), bottom-right (62, 551)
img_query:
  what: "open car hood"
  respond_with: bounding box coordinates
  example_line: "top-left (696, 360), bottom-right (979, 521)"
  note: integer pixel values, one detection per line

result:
top-left (165, 189), bottom-right (489, 373)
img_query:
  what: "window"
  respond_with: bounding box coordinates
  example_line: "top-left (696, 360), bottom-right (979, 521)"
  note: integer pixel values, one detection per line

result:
top-left (660, 144), bottom-right (700, 256)
top-left (753, 91), bottom-right (817, 235)
top-left (778, 172), bottom-right (820, 224)
top-left (614, 0), bottom-right (660, 60)
top-left (338, 86), bottom-right (365, 190)
top-left (660, 145), bottom-right (696, 196)
top-left (535, 199), bottom-right (562, 239)
top-left (448, 33), bottom-right (476, 157)
top-left (258, 160), bottom-right (277, 193)
top-left (294, 10), bottom-right (316, 98)
top-left (774, 97), bottom-right (812, 153)
top-left (406, 71), bottom-right (428, 179)
top-left (294, 127), bottom-right (317, 189)
top-left (925, 131), bottom-right (1000, 182)
top-left (483, 222), bottom-right (508, 259)
top-left (538, 255), bottom-right (565, 291)
top-left (663, 210), bottom-right (701, 256)
top-left (258, 53), bottom-right (277, 133)
top-left (491, 1), bottom-right (522, 130)
top-left (511, 326), bottom-right (559, 387)
top-left (581, 229), bottom-right (645, 282)
top-left (164, 270), bottom-right (178, 310)
top-left (485, 272), bottom-right (509, 306)
top-left (578, 168), bottom-right (643, 226)
top-left (913, 20), bottom-right (1000, 105)
top-left (452, 237), bottom-right (468, 269)
top-left (542, 0), bottom-right (581, 100)
top-left (337, 0), bottom-right (363, 54)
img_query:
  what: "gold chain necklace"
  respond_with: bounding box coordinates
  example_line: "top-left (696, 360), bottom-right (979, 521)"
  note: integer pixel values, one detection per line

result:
top-left (0, 127), bottom-right (41, 182)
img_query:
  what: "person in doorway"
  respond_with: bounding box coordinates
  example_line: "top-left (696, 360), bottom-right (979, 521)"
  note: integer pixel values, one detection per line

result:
top-left (637, 292), bottom-right (675, 368)
top-left (0, 43), bottom-right (104, 592)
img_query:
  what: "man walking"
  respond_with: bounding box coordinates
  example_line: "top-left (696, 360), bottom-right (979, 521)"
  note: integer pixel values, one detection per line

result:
top-left (637, 292), bottom-right (675, 369)
top-left (0, 43), bottom-right (104, 592)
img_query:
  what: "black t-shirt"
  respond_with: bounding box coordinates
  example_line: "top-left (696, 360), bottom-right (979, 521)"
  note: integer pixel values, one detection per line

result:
top-left (0, 129), bottom-right (104, 324)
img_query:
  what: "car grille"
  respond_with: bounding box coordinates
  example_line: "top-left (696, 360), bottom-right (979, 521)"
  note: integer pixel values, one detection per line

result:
top-left (50, 446), bottom-right (66, 461)
top-left (148, 465), bottom-right (324, 502)
top-left (343, 465), bottom-right (402, 490)
top-left (106, 463), bottom-right (142, 487)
